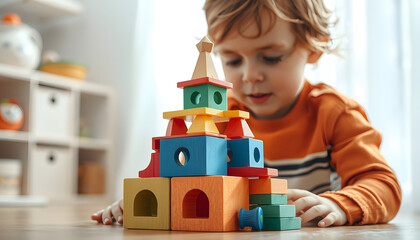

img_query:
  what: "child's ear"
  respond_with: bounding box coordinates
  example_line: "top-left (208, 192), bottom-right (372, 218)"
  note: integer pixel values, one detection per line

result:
top-left (307, 51), bottom-right (323, 64)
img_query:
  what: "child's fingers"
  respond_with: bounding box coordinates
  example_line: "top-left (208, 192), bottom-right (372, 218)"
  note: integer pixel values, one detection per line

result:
top-left (102, 205), bottom-right (113, 225)
top-left (287, 189), bottom-right (313, 201)
top-left (293, 195), bottom-right (320, 213)
top-left (119, 198), bottom-right (124, 211)
top-left (111, 201), bottom-right (123, 224)
top-left (91, 209), bottom-right (104, 223)
top-left (318, 212), bottom-right (338, 227)
top-left (299, 204), bottom-right (328, 225)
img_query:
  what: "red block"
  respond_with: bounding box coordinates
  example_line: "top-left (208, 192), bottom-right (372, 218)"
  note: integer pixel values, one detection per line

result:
top-left (177, 77), bottom-right (233, 89)
top-left (166, 118), bottom-right (188, 136)
top-left (224, 118), bottom-right (254, 139)
top-left (139, 152), bottom-right (160, 178)
top-left (227, 167), bottom-right (278, 178)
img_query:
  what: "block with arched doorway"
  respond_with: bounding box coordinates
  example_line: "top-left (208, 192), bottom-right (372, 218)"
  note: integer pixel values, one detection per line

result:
top-left (171, 176), bottom-right (249, 231)
top-left (123, 177), bottom-right (170, 230)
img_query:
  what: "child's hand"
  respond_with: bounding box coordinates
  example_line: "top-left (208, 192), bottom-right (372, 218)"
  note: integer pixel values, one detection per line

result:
top-left (91, 197), bottom-right (123, 225)
top-left (287, 189), bottom-right (347, 227)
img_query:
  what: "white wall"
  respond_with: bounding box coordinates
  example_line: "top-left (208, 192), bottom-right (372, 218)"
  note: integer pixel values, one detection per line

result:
top-left (39, 0), bottom-right (144, 199)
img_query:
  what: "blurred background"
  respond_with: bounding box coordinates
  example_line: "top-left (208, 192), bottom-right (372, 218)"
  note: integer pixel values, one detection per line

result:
top-left (0, 0), bottom-right (418, 214)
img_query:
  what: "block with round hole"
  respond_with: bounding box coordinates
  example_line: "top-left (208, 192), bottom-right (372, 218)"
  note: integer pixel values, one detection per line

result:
top-left (160, 135), bottom-right (227, 177)
top-left (183, 83), bottom-right (227, 111)
top-left (227, 138), bottom-right (264, 168)
top-left (123, 177), bottom-right (170, 230)
top-left (171, 176), bottom-right (249, 231)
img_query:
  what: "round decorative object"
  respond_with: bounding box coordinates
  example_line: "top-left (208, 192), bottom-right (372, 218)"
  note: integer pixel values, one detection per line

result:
top-left (0, 99), bottom-right (23, 130)
top-left (0, 13), bottom-right (42, 70)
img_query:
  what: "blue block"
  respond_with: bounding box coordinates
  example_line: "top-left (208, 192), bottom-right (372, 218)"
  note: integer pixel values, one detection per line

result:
top-left (160, 135), bottom-right (227, 177)
top-left (227, 138), bottom-right (264, 168)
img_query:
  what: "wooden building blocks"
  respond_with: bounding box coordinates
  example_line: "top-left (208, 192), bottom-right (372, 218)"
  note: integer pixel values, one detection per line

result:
top-left (123, 177), bottom-right (170, 230)
top-left (227, 138), bottom-right (264, 168)
top-left (123, 36), bottom-right (300, 233)
top-left (227, 166), bottom-right (278, 178)
top-left (224, 117), bottom-right (254, 139)
top-left (187, 115), bottom-right (219, 134)
top-left (249, 194), bottom-right (288, 205)
top-left (138, 152), bottom-right (160, 178)
top-left (191, 36), bottom-right (219, 79)
top-left (166, 118), bottom-right (188, 136)
top-left (249, 178), bottom-right (287, 195)
top-left (171, 176), bottom-right (249, 231)
top-left (160, 135), bottom-right (227, 177)
top-left (238, 207), bottom-right (264, 231)
top-left (183, 83), bottom-right (228, 111)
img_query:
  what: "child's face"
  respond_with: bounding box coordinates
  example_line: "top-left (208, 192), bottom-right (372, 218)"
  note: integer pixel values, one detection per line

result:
top-left (216, 14), bottom-right (312, 118)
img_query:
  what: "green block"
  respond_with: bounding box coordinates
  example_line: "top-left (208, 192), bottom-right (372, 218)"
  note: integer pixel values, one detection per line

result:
top-left (183, 83), bottom-right (227, 111)
top-left (249, 194), bottom-right (287, 205)
top-left (263, 217), bottom-right (301, 231)
top-left (250, 204), bottom-right (295, 218)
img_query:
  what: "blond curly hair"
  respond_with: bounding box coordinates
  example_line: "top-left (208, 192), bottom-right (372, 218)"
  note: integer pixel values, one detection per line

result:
top-left (204, 0), bottom-right (336, 54)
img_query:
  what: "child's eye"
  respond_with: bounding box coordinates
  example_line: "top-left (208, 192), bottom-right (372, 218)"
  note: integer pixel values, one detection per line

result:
top-left (262, 56), bottom-right (283, 64)
top-left (225, 59), bottom-right (242, 66)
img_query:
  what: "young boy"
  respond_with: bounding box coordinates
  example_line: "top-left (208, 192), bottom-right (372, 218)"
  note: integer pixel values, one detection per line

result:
top-left (92, 0), bottom-right (401, 227)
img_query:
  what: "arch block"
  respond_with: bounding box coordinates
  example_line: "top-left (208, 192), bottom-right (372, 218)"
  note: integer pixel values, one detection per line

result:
top-left (123, 177), bottom-right (170, 230)
top-left (160, 135), bottom-right (227, 177)
top-left (171, 176), bottom-right (249, 231)
top-left (183, 83), bottom-right (227, 111)
top-left (227, 138), bottom-right (264, 168)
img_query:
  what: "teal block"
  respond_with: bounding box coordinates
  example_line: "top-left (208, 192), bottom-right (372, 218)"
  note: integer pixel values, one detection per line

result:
top-left (183, 83), bottom-right (227, 111)
top-left (227, 138), bottom-right (264, 168)
top-left (250, 205), bottom-right (295, 218)
top-left (263, 217), bottom-right (301, 231)
top-left (249, 194), bottom-right (287, 205)
top-left (160, 135), bottom-right (227, 177)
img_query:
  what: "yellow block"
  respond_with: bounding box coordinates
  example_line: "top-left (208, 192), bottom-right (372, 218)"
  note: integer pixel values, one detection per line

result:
top-left (222, 110), bottom-right (250, 119)
top-left (187, 115), bottom-right (219, 134)
top-left (123, 177), bottom-right (170, 230)
top-left (163, 107), bottom-right (223, 121)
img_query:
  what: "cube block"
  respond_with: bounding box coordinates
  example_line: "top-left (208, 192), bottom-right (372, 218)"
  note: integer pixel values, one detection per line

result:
top-left (249, 178), bottom-right (287, 195)
top-left (183, 83), bottom-right (227, 111)
top-left (123, 177), bottom-right (170, 230)
top-left (160, 135), bottom-right (227, 177)
top-left (171, 176), bottom-right (249, 231)
top-left (227, 138), bottom-right (263, 168)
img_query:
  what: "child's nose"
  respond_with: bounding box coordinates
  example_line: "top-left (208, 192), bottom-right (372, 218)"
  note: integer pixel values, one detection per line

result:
top-left (242, 63), bottom-right (264, 83)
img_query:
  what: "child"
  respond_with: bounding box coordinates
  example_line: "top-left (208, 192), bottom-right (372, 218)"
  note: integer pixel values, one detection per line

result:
top-left (92, 0), bottom-right (401, 227)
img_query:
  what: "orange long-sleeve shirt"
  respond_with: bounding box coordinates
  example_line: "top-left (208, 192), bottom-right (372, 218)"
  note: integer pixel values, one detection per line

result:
top-left (228, 80), bottom-right (401, 225)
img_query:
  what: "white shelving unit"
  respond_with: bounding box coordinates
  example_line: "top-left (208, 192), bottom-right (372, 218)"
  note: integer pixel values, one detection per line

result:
top-left (0, 0), bottom-right (83, 26)
top-left (0, 63), bottom-right (115, 203)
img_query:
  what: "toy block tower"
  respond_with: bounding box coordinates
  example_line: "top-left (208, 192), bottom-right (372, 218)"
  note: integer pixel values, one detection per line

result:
top-left (249, 178), bottom-right (301, 231)
top-left (124, 36), bottom-right (300, 232)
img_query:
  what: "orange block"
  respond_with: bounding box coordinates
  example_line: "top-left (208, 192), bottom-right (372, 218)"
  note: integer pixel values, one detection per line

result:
top-left (171, 176), bottom-right (249, 232)
top-left (166, 118), bottom-right (188, 136)
top-left (224, 118), bottom-right (254, 139)
top-left (249, 178), bottom-right (288, 195)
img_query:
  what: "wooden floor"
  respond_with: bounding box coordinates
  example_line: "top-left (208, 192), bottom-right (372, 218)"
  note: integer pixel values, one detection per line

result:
top-left (1, 201), bottom-right (420, 240)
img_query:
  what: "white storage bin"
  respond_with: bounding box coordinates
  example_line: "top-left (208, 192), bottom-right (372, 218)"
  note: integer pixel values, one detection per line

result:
top-left (28, 145), bottom-right (73, 197)
top-left (33, 86), bottom-right (73, 138)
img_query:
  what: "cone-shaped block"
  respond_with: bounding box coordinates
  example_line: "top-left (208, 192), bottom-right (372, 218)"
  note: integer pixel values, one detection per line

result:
top-left (224, 118), bottom-right (254, 139)
top-left (166, 118), bottom-right (188, 136)
top-left (187, 115), bottom-right (219, 134)
top-left (191, 37), bottom-right (219, 79)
